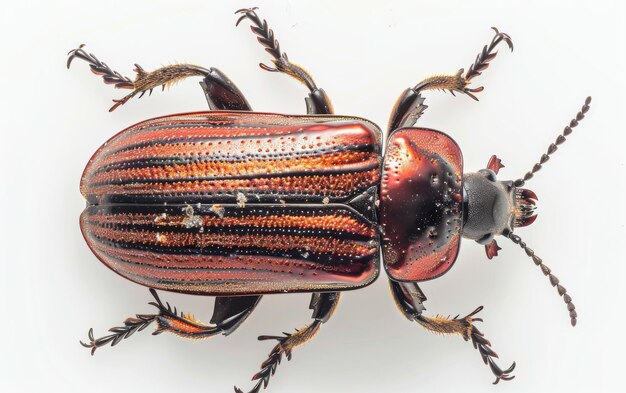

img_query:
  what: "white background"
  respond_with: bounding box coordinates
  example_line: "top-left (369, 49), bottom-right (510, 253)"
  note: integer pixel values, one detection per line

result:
top-left (1, 1), bottom-right (624, 392)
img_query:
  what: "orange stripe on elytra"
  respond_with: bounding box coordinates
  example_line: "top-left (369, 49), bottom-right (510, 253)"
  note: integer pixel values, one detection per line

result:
top-left (85, 169), bottom-right (380, 197)
top-left (107, 259), bottom-right (330, 282)
top-left (89, 150), bottom-right (378, 184)
top-left (87, 211), bottom-right (376, 237)
top-left (108, 125), bottom-right (308, 148)
top-left (87, 224), bottom-right (377, 258)
top-left (93, 127), bottom-right (376, 170)
top-left (95, 123), bottom-right (377, 158)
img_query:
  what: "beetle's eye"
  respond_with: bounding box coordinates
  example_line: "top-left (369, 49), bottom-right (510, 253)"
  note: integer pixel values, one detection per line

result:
top-left (480, 169), bottom-right (497, 182)
top-left (478, 168), bottom-right (497, 183)
top-left (478, 233), bottom-right (491, 242)
top-left (477, 233), bottom-right (493, 244)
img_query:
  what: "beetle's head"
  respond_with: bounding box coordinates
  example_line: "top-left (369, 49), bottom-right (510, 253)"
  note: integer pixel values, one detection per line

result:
top-left (461, 96), bottom-right (591, 327)
top-left (462, 159), bottom-right (537, 247)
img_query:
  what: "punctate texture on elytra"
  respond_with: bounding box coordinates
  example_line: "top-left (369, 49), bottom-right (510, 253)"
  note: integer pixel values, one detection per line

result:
top-left (80, 112), bottom-right (383, 295)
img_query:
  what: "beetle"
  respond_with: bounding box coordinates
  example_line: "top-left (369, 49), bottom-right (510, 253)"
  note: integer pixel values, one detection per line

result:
top-left (68, 7), bottom-right (591, 393)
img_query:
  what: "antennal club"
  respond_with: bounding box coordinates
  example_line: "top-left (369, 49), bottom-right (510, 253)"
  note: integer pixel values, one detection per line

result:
top-left (507, 233), bottom-right (577, 326)
top-left (514, 96), bottom-right (592, 187)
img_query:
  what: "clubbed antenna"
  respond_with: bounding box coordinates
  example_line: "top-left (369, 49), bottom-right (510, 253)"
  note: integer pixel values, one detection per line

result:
top-left (507, 233), bottom-right (577, 326)
top-left (514, 96), bottom-right (592, 187)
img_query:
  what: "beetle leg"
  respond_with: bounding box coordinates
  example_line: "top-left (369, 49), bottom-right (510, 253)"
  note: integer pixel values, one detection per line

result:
top-left (234, 292), bottom-right (340, 393)
top-left (67, 45), bottom-right (236, 112)
top-left (149, 289), bottom-right (223, 340)
top-left (199, 68), bottom-right (252, 111)
top-left (388, 28), bottom-right (513, 132)
top-left (154, 291), bottom-right (261, 338)
top-left (211, 295), bottom-right (262, 336)
top-left (80, 289), bottom-right (228, 354)
top-left (235, 7), bottom-right (333, 114)
top-left (390, 281), bottom-right (515, 385)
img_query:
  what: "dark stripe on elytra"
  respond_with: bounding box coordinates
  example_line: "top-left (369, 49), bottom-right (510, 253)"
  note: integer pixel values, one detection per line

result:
top-left (85, 203), bottom-right (377, 233)
top-left (105, 128), bottom-right (374, 157)
top-left (88, 162), bottom-right (380, 187)
top-left (86, 184), bottom-right (375, 205)
top-left (87, 203), bottom-right (366, 217)
top-left (88, 235), bottom-right (376, 266)
top-left (92, 144), bottom-right (376, 174)
top-left (86, 221), bottom-right (374, 242)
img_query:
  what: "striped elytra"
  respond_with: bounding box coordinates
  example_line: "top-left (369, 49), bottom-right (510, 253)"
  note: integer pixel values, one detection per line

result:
top-left (80, 111), bottom-right (382, 295)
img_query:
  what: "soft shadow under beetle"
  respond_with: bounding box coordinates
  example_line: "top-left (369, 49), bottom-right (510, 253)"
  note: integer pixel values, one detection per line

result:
top-left (68, 7), bottom-right (591, 392)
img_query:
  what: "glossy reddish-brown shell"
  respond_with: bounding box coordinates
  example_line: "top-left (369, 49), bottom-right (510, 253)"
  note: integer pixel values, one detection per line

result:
top-left (379, 128), bottom-right (463, 282)
top-left (80, 111), bottom-right (382, 295)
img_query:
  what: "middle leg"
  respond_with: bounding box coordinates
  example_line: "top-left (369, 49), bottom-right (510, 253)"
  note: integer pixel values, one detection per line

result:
top-left (235, 7), bottom-right (333, 115)
top-left (235, 292), bottom-right (340, 393)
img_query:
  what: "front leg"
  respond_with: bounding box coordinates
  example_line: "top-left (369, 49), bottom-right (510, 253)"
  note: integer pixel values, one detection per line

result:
top-left (388, 28), bottom-right (513, 132)
top-left (390, 281), bottom-right (515, 384)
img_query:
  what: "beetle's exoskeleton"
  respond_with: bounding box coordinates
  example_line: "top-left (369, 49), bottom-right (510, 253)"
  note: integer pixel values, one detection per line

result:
top-left (69, 7), bottom-right (590, 392)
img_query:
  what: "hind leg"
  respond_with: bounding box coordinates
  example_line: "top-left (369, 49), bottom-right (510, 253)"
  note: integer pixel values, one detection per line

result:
top-left (67, 45), bottom-right (251, 111)
top-left (235, 292), bottom-right (340, 393)
top-left (80, 289), bottom-right (260, 354)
